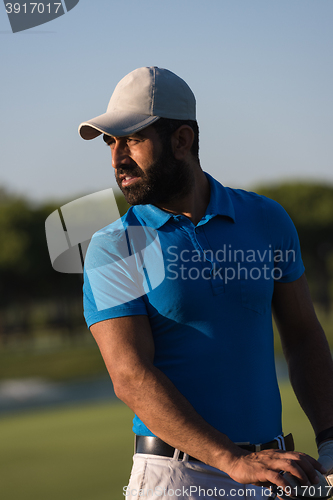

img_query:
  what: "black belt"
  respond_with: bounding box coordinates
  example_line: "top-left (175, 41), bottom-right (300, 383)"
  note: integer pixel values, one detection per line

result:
top-left (135, 433), bottom-right (294, 462)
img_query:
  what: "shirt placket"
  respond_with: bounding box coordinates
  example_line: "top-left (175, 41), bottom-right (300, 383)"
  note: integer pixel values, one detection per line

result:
top-left (182, 220), bottom-right (225, 295)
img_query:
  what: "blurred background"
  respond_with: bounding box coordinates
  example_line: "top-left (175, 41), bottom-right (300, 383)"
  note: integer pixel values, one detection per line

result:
top-left (1, 1), bottom-right (333, 498)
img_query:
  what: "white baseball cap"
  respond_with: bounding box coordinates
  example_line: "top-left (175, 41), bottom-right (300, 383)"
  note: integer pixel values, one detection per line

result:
top-left (78, 66), bottom-right (196, 140)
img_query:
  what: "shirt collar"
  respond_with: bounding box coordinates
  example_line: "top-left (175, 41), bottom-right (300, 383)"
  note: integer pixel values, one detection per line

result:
top-left (133, 204), bottom-right (174, 229)
top-left (132, 172), bottom-right (235, 229)
top-left (203, 172), bottom-right (235, 223)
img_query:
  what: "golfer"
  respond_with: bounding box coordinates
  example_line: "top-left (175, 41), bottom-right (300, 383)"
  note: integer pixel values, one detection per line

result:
top-left (79, 67), bottom-right (333, 499)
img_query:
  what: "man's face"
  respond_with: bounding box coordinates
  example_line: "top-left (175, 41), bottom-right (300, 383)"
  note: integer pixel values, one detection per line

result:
top-left (107, 126), bottom-right (193, 206)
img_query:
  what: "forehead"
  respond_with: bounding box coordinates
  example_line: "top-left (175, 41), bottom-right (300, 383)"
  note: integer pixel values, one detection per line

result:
top-left (103, 125), bottom-right (160, 145)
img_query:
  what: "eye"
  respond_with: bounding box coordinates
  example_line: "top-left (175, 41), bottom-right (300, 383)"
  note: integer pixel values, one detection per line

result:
top-left (127, 138), bottom-right (140, 145)
top-left (103, 134), bottom-right (114, 146)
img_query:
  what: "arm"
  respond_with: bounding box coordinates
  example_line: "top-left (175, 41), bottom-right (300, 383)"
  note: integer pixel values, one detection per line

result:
top-left (272, 273), bottom-right (333, 436)
top-left (90, 314), bottom-right (324, 487)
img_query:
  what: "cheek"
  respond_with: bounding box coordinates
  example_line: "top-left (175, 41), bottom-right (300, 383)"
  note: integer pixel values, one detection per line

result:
top-left (133, 146), bottom-right (159, 170)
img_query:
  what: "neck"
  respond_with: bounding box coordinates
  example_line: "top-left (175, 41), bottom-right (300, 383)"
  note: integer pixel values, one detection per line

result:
top-left (156, 165), bottom-right (210, 226)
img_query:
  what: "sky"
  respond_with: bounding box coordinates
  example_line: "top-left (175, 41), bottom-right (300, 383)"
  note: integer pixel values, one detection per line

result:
top-left (1, 0), bottom-right (333, 204)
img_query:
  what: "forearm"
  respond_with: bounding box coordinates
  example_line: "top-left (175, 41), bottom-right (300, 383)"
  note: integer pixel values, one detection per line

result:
top-left (113, 360), bottom-right (325, 488)
top-left (91, 315), bottom-right (324, 488)
top-left (285, 326), bottom-right (333, 436)
top-left (114, 362), bottom-right (241, 471)
top-left (273, 275), bottom-right (333, 437)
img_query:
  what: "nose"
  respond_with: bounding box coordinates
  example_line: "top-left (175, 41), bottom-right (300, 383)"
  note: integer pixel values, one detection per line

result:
top-left (111, 139), bottom-right (131, 169)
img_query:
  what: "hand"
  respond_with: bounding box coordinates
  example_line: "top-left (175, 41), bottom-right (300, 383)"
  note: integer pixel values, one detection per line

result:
top-left (227, 449), bottom-right (326, 489)
top-left (282, 471), bottom-right (330, 499)
top-left (318, 440), bottom-right (333, 475)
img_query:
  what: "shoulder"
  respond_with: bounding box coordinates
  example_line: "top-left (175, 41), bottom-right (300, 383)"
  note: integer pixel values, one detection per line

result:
top-left (92, 205), bottom-right (145, 239)
top-left (226, 186), bottom-right (276, 206)
top-left (85, 207), bottom-right (141, 269)
top-left (226, 187), bottom-right (290, 220)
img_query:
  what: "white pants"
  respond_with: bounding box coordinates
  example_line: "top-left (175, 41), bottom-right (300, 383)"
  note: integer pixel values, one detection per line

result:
top-left (123, 453), bottom-right (273, 500)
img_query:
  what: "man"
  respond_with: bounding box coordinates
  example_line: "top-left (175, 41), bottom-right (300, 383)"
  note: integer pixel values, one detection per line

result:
top-left (79, 67), bottom-right (333, 499)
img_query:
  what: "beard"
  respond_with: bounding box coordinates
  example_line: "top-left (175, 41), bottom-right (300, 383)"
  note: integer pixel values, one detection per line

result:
top-left (115, 143), bottom-right (194, 206)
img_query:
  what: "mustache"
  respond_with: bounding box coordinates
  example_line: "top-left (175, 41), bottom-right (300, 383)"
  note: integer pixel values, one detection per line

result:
top-left (116, 165), bottom-right (143, 177)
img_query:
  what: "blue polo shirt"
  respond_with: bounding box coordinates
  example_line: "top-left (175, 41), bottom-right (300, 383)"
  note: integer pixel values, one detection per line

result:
top-left (83, 173), bottom-right (304, 444)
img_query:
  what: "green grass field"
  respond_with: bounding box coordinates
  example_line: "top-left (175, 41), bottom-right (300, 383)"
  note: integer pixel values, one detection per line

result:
top-left (0, 381), bottom-right (320, 500)
top-left (1, 400), bottom-right (134, 500)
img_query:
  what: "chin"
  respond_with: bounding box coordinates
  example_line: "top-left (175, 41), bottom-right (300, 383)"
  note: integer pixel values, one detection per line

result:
top-left (121, 191), bottom-right (152, 206)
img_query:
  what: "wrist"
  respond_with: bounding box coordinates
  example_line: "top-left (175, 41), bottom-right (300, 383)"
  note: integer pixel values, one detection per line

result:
top-left (214, 443), bottom-right (250, 477)
top-left (316, 427), bottom-right (333, 447)
top-left (317, 439), bottom-right (333, 475)
top-left (207, 437), bottom-right (248, 474)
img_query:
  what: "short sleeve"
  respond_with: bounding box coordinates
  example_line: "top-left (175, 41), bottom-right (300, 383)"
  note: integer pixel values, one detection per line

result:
top-left (264, 197), bottom-right (305, 283)
top-left (83, 222), bottom-right (165, 328)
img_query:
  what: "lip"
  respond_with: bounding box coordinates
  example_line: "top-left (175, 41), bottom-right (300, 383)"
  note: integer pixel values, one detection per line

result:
top-left (120, 175), bottom-right (141, 187)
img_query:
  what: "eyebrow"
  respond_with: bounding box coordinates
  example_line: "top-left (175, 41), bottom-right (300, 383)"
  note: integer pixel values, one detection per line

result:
top-left (103, 130), bottom-right (147, 145)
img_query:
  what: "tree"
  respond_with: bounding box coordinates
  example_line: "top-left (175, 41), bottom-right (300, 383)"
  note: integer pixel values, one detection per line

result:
top-left (255, 182), bottom-right (333, 312)
top-left (0, 188), bottom-right (130, 340)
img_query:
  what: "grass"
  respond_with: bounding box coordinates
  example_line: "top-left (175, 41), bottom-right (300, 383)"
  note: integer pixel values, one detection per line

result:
top-left (0, 401), bottom-right (134, 500)
top-left (0, 341), bottom-right (106, 381)
top-left (280, 381), bottom-right (317, 457)
top-left (0, 382), bottom-right (320, 500)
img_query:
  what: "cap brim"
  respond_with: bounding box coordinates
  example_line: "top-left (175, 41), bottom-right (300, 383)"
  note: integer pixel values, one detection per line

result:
top-left (78, 111), bottom-right (160, 140)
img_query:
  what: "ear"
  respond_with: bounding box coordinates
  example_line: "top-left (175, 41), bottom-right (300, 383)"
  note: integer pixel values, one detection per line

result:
top-left (170, 125), bottom-right (194, 160)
